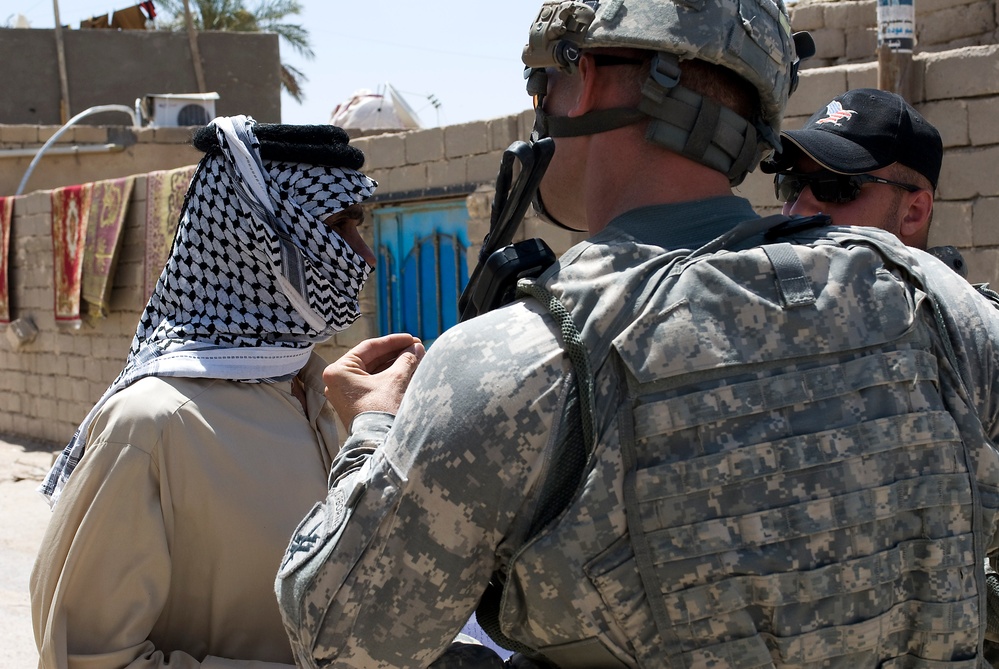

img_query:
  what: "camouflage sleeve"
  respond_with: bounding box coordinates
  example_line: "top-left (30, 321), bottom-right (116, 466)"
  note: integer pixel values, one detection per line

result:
top-left (328, 411), bottom-right (393, 487)
top-left (932, 262), bottom-right (999, 440)
top-left (276, 299), bottom-right (569, 669)
top-left (922, 256), bottom-right (999, 557)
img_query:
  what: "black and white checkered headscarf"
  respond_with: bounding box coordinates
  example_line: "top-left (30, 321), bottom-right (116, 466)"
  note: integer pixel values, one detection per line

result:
top-left (41, 115), bottom-right (376, 505)
top-left (138, 116), bottom-right (374, 348)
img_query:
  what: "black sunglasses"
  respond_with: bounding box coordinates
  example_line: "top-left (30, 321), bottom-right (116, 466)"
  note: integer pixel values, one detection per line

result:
top-left (775, 170), bottom-right (920, 204)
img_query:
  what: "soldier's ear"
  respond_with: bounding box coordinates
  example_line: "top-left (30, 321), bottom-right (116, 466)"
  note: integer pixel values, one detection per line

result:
top-left (570, 53), bottom-right (604, 117)
top-left (899, 189), bottom-right (933, 247)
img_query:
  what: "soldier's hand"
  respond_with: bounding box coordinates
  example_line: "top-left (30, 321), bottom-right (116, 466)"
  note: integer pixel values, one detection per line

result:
top-left (323, 333), bottom-right (425, 425)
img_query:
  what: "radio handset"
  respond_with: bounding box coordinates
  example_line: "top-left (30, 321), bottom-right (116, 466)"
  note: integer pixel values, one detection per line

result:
top-left (458, 138), bottom-right (556, 322)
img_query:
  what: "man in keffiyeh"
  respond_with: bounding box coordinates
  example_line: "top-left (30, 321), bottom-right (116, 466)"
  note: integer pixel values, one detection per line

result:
top-left (30, 116), bottom-right (421, 668)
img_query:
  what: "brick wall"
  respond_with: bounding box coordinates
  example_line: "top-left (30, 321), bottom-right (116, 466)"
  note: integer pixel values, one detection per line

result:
top-left (0, 124), bottom-right (202, 195)
top-left (2, 186), bottom-right (143, 442)
top-left (790, 0), bottom-right (999, 67)
top-left (2, 44), bottom-right (998, 446)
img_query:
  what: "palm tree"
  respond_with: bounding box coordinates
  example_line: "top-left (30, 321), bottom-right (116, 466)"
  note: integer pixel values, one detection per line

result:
top-left (156, 0), bottom-right (314, 103)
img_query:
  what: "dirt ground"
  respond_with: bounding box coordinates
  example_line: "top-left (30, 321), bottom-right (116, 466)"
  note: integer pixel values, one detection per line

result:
top-left (0, 433), bottom-right (59, 669)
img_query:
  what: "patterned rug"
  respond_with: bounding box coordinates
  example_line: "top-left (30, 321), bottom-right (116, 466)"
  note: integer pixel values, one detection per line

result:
top-left (144, 165), bottom-right (196, 301)
top-left (51, 184), bottom-right (94, 329)
top-left (0, 196), bottom-right (12, 326)
top-left (81, 176), bottom-right (135, 324)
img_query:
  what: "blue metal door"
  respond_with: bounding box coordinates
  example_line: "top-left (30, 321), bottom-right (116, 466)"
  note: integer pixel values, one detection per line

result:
top-left (374, 200), bottom-right (470, 347)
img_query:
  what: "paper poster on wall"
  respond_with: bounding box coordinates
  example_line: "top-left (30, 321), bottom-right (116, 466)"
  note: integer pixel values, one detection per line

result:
top-left (877, 0), bottom-right (916, 52)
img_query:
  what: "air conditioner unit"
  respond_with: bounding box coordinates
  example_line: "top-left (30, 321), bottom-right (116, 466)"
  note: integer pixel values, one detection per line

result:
top-left (143, 92), bottom-right (219, 127)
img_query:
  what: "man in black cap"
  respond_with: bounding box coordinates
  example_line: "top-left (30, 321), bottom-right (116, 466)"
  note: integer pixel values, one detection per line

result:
top-left (763, 87), bottom-right (942, 251)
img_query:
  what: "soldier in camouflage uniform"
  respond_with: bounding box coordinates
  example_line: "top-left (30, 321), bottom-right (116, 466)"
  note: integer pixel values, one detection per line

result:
top-left (275, 1), bottom-right (999, 667)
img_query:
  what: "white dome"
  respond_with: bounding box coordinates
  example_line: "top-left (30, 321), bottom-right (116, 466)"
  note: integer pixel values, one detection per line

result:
top-left (329, 83), bottom-right (422, 131)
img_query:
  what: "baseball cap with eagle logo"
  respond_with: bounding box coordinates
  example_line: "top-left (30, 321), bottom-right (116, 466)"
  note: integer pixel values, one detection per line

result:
top-left (762, 88), bottom-right (942, 188)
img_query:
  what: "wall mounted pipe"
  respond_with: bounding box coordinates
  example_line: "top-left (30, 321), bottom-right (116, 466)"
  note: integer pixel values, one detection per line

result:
top-left (15, 104), bottom-right (138, 196)
top-left (0, 144), bottom-right (124, 160)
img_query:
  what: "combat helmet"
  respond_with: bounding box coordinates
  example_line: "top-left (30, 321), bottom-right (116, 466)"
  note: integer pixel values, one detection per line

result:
top-left (522, 0), bottom-right (813, 185)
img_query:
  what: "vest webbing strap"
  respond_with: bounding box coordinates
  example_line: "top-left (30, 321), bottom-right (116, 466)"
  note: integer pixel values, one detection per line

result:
top-left (851, 234), bottom-right (990, 657)
top-left (517, 282), bottom-right (596, 451)
top-left (762, 242), bottom-right (816, 308)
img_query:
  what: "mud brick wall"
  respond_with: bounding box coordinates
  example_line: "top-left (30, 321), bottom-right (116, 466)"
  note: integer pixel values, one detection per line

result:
top-left (3, 44), bottom-right (998, 446)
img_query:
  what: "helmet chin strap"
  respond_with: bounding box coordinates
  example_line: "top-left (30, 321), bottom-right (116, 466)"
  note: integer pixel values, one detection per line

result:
top-left (529, 102), bottom-right (649, 232)
top-left (527, 65), bottom-right (650, 231)
top-left (531, 189), bottom-right (586, 233)
top-left (528, 50), bottom-right (772, 206)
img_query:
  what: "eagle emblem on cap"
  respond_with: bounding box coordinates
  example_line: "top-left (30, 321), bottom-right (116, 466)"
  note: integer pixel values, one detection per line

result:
top-left (816, 100), bottom-right (857, 126)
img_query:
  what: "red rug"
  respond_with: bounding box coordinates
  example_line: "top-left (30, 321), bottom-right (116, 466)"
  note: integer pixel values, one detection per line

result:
top-left (51, 184), bottom-right (94, 329)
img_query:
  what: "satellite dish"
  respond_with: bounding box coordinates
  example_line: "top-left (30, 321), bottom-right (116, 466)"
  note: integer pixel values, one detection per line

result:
top-left (385, 83), bottom-right (422, 129)
top-left (329, 83), bottom-right (423, 131)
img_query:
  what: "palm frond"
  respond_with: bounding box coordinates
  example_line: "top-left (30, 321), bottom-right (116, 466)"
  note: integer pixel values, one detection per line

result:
top-left (281, 63), bottom-right (306, 103)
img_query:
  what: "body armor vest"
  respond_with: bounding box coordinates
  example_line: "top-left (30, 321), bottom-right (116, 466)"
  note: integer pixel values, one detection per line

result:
top-left (492, 224), bottom-right (999, 668)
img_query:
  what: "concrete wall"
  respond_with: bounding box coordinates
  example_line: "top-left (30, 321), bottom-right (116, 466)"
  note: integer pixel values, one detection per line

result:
top-left (2, 44), bottom-right (998, 446)
top-left (0, 29), bottom-right (281, 126)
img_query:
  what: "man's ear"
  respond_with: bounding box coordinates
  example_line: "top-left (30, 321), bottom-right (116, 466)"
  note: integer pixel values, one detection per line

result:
top-left (899, 189), bottom-right (934, 246)
top-left (569, 54), bottom-right (603, 117)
